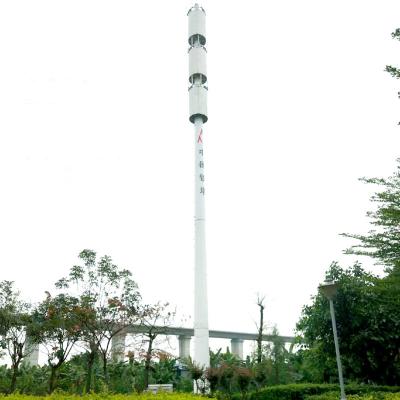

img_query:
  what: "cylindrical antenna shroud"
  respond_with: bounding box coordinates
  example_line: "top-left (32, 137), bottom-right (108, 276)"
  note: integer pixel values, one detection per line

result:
top-left (188, 6), bottom-right (206, 46)
top-left (189, 85), bottom-right (208, 123)
top-left (189, 46), bottom-right (207, 84)
top-left (188, 4), bottom-right (208, 124)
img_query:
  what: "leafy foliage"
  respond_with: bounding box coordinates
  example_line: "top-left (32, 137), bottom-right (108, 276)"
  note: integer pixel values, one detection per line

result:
top-left (0, 356), bottom-right (184, 395)
top-left (385, 29), bottom-right (400, 80)
top-left (3, 389), bottom-right (400, 400)
top-left (0, 281), bottom-right (35, 393)
top-left (3, 393), bottom-right (203, 400)
top-left (230, 384), bottom-right (400, 400)
top-left (342, 161), bottom-right (400, 268)
top-left (32, 293), bottom-right (82, 392)
top-left (296, 262), bottom-right (400, 384)
top-left (307, 390), bottom-right (400, 400)
top-left (136, 302), bottom-right (176, 389)
top-left (55, 249), bottom-right (141, 392)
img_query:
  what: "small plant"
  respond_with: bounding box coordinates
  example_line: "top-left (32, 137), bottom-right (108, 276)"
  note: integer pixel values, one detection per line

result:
top-left (186, 357), bottom-right (206, 394)
top-left (205, 367), bottom-right (220, 395)
top-left (235, 367), bottom-right (253, 399)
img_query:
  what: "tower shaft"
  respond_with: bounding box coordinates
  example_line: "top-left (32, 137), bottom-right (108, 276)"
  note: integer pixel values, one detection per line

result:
top-left (194, 115), bottom-right (209, 368)
top-left (188, 4), bottom-right (209, 369)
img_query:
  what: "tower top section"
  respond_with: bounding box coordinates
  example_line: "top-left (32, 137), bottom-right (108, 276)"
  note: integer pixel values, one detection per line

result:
top-left (188, 4), bottom-right (208, 124)
top-left (188, 4), bottom-right (206, 46)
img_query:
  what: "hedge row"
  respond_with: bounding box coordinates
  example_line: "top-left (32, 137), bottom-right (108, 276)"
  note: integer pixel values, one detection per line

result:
top-left (231, 384), bottom-right (400, 400)
top-left (307, 393), bottom-right (400, 400)
top-left (0, 393), bottom-right (198, 400)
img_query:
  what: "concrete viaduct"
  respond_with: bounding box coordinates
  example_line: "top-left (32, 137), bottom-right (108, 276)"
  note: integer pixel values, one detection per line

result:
top-left (102, 326), bottom-right (295, 363)
top-left (24, 325), bottom-right (295, 365)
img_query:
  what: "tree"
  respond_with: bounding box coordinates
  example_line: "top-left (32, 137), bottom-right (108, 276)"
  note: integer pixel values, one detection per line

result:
top-left (136, 301), bottom-right (175, 389)
top-left (348, 30), bottom-right (400, 267)
top-left (247, 327), bottom-right (297, 386)
top-left (255, 294), bottom-right (266, 364)
top-left (345, 30), bottom-right (400, 266)
top-left (55, 249), bottom-right (141, 392)
top-left (151, 350), bottom-right (176, 384)
top-left (32, 293), bottom-right (81, 393)
top-left (266, 327), bottom-right (292, 384)
top-left (296, 262), bottom-right (400, 384)
top-left (339, 161), bottom-right (400, 382)
top-left (342, 160), bottom-right (400, 269)
top-left (0, 281), bottom-right (34, 393)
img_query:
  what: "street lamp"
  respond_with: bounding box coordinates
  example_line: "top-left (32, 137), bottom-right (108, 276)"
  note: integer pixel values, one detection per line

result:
top-left (319, 281), bottom-right (346, 400)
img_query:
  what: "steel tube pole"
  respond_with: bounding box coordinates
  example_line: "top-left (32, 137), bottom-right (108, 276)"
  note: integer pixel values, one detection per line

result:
top-left (193, 114), bottom-right (209, 369)
top-left (329, 299), bottom-right (346, 400)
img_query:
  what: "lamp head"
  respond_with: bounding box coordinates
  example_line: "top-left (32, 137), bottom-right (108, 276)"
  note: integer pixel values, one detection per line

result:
top-left (319, 280), bottom-right (339, 300)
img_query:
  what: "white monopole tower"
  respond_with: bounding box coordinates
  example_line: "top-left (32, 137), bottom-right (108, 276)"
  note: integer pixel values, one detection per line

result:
top-left (188, 4), bottom-right (210, 368)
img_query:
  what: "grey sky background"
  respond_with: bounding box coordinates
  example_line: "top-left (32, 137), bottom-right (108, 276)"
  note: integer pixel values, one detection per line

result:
top-left (0, 0), bottom-right (399, 357)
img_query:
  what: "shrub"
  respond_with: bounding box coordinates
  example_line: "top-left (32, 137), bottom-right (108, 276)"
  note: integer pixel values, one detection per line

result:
top-left (3, 393), bottom-right (202, 400)
top-left (231, 383), bottom-right (400, 400)
top-left (307, 393), bottom-right (400, 400)
top-left (235, 367), bottom-right (253, 398)
top-left (206, 367), bottom-right (220, 394)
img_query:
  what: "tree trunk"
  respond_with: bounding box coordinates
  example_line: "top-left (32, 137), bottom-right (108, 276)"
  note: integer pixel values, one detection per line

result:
top-left (274, 361), bottom-right (280, 384)
top-left (257, 303), bottom-right (264, 364)
top-left (85, 351), bottom-right (96, 393)
top-left (48, 366), bottom-right (58, 393)
top-left (102, 352), bottom-right (108, 384)
top-left (143, 336), bottom-right (154, 389)
top-left (9, 363), bottom-right (19, 393)
top-left (9, 343), bottom-right (23, 393)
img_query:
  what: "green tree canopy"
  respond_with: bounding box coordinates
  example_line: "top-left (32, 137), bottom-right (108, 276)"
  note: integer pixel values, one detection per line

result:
top-left (0, 281), bottom-right (34, 393)
top-left (32, 293), bottom-right (82, 392)
top-left (55, 249), bottom-right (141, 392)
top-left (342, 160), bottom-right (400, 270)
top-left (296, 262), bottom-right (400, 385)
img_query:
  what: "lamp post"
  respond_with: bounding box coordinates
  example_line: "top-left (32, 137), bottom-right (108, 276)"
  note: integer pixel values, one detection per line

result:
top-left (319, 281), bottom-right (346, 400)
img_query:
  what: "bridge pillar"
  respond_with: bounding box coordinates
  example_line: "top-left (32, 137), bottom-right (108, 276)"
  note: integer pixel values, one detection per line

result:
top-left (111, 332), bottom-right (126, 363)
top-left (23, 336), bottom-right (39, 366)
top-left (231, 338), bottom-right (244, 360)
top-left (178, 335), bottom-right (191, 359)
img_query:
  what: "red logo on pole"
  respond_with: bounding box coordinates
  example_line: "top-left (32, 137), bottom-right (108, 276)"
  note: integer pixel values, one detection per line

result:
top-left (197, 129), bottom-right (203, 144)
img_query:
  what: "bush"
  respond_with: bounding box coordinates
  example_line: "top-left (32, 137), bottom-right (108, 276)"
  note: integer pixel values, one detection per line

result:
top-left (3, 393), bottom-right (201, 400)
top-left (307, 393), bottom-right (400, 400)
top-left (231, 384), bottom-right (400, 400)
top-left (344, 386), bottom-right (400, 396)
top-left (304, 392), bottom-right (339, 400)
top-left (242, 384), bottom-right (338, 400)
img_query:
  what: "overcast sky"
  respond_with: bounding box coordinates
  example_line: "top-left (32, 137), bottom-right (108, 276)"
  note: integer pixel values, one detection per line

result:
top-left (1, 0), bottom-right (399, 357)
